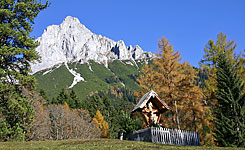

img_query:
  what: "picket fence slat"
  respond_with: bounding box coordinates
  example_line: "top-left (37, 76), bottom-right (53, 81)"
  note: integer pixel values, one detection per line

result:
top-left (126, 127), bottom-right (200, 146)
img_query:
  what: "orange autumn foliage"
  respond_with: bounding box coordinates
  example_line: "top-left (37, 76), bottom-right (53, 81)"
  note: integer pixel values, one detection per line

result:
top-left (93, 110), bottom-right (109, 138)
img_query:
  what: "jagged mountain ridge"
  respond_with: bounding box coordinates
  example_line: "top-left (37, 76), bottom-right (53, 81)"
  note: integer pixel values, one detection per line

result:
top-left (31, 16), bottom-right (153, 73)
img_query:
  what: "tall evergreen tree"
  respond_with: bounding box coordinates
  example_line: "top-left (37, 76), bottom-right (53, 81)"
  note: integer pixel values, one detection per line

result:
top-left (39, 89), bottom-right (48, 101)
top-left (69, 89), bottom-right (81, 109)
top-left (118, 110), bottom-right (142, 135)
top-left (56, 88), bottom-right (69, 104)
top-left (0, 0), bottom-right (49, 140)
top-left (199, 32), bottom-right (244, 106)
top-left (214, 53), bottom-right (245, 147)
top-left (85, 94), bottom-right (105, 117)
top-left (199, 33), bottom-right (244, 145)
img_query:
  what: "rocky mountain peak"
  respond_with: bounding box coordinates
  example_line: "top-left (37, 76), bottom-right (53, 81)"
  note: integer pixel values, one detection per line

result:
top-left (63, 16), bottom-right (80, 23)
top-left (31, 16), bottom-right (153, 73)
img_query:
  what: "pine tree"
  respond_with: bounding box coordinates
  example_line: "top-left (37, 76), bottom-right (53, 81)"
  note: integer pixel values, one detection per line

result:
top-left (199, 32), bottom-right (243, 106)
top-left (214, 53), bottom-right (245, 147)
top-left (0, 0), bottom-right (49, 140)
top-left (235, 50), bottom-right (245, 83)
top-left (118, 110), bottom-right (142, 134)
top-left (200, 32), bottom-right (236, 70)
top-left (69, 89), bottom-right (81, 109)
top-left (50, 97), bottom-right (58, 105)
top-left (56, 88), bottom-right (69, 104)
top-left (39, 89), bottom-right (48, 101)
top-left (102, 95), bottom-right (119, 138)
top-left (199, 33), bottom-right (244, 145)
top-left (86, 95), bottom-right (105, 117)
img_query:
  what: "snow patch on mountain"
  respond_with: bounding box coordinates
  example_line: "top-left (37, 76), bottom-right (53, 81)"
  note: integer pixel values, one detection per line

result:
top-left (120, 81), bottom-right (125, 87)
top-left (119, 60), bottom-right (126, 65)
top-left (125, 61), bottom-right (134, 66)
top-left (42, 69), bottom-right (52, 76)
top-left (42, 64), bottom-right (62, 75)
top-left (65, 63), bottom-right (85, 88)
top-left (31, 16), bottom-right (153, 73)
top-left (87, 62), bottom-right (93, 72)
top-left (131, 59), bottom-right (139, 69)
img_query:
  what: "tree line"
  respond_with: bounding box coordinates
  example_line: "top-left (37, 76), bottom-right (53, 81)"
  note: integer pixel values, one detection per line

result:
top-left (40, 87), bottom-right (142, 138)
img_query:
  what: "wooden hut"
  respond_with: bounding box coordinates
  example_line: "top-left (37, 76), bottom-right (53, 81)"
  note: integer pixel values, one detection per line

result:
top-left (132, 90), bottom-right (169, 126)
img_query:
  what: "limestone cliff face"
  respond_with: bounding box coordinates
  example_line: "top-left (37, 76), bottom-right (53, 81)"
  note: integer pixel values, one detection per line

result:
top-left (31, 16), bottom-right (153, 73)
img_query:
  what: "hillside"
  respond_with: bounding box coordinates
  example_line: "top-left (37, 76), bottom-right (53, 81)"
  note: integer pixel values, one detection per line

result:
top-left (34, 59), bottom-right (150, 101)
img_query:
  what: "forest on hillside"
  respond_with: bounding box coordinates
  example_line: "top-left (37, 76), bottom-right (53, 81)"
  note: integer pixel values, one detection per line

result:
top-left (0, 0), bottom-right (244, 147)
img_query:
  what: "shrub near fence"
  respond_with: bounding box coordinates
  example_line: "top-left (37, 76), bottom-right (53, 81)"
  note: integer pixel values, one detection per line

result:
top-left (126, 127), bottom-right (200, 146)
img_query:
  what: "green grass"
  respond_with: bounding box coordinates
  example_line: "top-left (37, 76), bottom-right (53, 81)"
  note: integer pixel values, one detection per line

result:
top-left (1, 139), bottom-right (244, 150)
top-left (35, 64), bottom-right (74, 98)
top-left (108, 60), bottom-right (141, 91)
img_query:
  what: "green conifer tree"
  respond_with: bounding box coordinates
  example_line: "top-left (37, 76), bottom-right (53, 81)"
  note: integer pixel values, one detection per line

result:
top-left (214, 53), bottom-right (245, 147)
top-left (118, 110), bottom-right (142, 135)
top-left (56, 88), bottom-right (69, 104)
top-left (101, 95), bottom-right (118, 137)
top-left (69, 89), bottom-right (81, 109)
top-left (0, 0), bottom-right (49, 140)
top-left (39, 89), bottom-right (48, 101)
top-left (86, 95), bottom-right (105, 117)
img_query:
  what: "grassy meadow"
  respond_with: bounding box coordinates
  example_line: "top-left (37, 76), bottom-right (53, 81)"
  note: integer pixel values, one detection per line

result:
top-left (1, 139), bottom-right (244, 150)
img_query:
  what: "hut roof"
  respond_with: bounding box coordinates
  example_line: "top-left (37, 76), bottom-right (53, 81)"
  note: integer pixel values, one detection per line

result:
top-left (132, 90), bottom-right (169, 113)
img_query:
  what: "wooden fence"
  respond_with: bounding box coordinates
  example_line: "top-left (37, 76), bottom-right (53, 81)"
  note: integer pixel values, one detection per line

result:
top-left (126, 127), bottom-right (200, 146)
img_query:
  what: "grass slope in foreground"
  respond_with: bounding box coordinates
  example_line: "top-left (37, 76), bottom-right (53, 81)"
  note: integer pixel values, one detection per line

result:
top-left (1, 139), bottom-right (244, 150)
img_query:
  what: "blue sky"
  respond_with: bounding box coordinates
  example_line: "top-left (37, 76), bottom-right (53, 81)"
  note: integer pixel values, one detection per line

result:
top-left (32, 0), bottom-right (245, 67)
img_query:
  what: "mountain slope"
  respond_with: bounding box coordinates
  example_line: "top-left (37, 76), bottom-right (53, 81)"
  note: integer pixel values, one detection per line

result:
top-left (35, 59), bottom-right (150, 101)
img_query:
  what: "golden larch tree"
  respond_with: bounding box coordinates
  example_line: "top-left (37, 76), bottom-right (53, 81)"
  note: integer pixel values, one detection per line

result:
top-left (93, 110), bottom-right (109, 138)
top-left (153, 37), bottom-right (182, 129)
top-left (137, 37), bottom-right (209, 145)
top-left (136, 64), bottom-right (156, 98)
